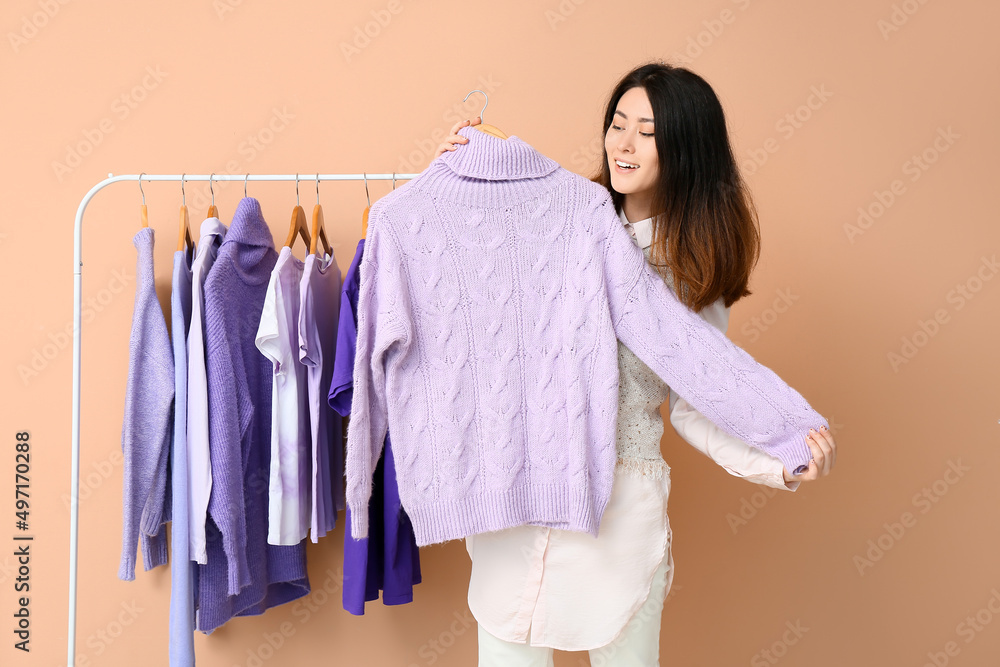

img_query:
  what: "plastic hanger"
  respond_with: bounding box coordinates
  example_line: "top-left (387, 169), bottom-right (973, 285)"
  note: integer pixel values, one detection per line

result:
top-left (207, 173), bottom-right (219, 219)
top-left (464, 89), bottom-right (508, 139)
top-left (361, 172), bottom-right (371, 239)
top-left (138, 173), bottom-right (149, 228)
top-left (309, 174), bottom-right (332, 257)
top-left (177, 174), bottom-right (195, 252)
top-left (284, 173), bottom-right (312, 251)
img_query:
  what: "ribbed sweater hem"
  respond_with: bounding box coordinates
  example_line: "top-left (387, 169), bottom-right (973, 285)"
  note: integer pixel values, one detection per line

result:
top-left (402, 484), bottom-right (605, 547)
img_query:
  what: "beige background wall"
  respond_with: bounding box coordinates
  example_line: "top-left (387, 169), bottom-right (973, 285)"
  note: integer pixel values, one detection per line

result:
top-left (1, 0), bottom-right (998, 665)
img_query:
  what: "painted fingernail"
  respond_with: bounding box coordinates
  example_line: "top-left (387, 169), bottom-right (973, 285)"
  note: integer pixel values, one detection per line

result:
top-left (809, 428), bottom-right (816, 433)
top-left (820, 425), bottom-right (828, 431)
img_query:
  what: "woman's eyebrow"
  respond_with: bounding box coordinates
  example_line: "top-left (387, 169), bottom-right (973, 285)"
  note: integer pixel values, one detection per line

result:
top-left (614, 110), bottom-right (655, 123)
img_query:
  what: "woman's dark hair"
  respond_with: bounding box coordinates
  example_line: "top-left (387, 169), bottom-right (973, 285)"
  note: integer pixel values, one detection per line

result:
top-left (591, 62), bottom-right (760, 311)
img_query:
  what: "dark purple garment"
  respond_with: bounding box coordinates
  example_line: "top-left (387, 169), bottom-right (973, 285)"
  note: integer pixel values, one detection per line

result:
top-left (329, 239), bottom-right (421, 615)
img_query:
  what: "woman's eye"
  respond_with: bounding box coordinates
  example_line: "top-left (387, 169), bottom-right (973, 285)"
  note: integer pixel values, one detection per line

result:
top-left (611, 124), bottom-right (623, 131)
top-left (640, 132), bottom-right (654, 137)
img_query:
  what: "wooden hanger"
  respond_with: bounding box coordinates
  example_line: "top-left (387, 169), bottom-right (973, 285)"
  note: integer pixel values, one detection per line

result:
top-left (207, 172), bottom-right (219, 219)
top-left (284, 174), bottom-right (312, 251)
top-left (361, 172), bottom-right (371, 239)
top-left (465, 89), bottom-right (508, 139)
top-left (138, 173), bottom-right (149, 228)
top-left (309, 175), bottom-right (332, 256)
top-left (177, 174), bottom-right (195, 252)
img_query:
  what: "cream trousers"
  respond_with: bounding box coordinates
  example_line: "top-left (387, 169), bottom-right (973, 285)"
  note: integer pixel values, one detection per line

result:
top-left (476, 547), bottom-right (672, 666)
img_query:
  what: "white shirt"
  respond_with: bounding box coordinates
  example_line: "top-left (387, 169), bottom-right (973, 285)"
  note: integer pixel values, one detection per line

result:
top-left (256, 246), bottom-right (311, 545)
top-left (464, 208), bottom-right (797, 650)
top-left (186, 217), bottom-right (227, 564)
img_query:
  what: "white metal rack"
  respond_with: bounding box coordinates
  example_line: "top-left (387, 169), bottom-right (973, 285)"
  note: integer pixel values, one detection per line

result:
top-left (68, 172), bottom-right (419, 664)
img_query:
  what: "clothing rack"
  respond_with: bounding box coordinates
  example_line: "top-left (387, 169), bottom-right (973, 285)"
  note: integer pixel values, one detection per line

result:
top-left (68, 172), bottom-right (419, 665)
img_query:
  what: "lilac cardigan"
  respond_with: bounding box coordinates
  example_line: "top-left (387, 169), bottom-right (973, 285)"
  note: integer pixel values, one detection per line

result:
top-left (347, 126), bottom-right (827, 547)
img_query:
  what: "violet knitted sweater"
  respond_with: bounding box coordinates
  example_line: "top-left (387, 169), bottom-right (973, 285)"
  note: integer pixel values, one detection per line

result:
top-left (347, 125), bottom-right (827, 546)
top-left (198, 198), bottom-right (309, 633)
top-left (119, 227), bottom-right (173, 580)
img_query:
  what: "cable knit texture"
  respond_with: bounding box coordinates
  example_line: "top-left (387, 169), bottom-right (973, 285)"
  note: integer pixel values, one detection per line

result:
top-left (119, 227), bottom-right (173, 581)
top-left (347, 125), bottom-right (826, 546)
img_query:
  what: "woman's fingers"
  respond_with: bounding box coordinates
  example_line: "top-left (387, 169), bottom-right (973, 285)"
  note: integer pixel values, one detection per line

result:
top-left (806, 429), bottom-right (835, 477)
top-left (433, 118), bottom-right (481, 161)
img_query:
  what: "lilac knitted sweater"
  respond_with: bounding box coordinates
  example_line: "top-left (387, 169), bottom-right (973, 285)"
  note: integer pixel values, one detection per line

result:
top-left (198, 198), bottom-right (309, 633)
top-left (119, 227), bottom-right (173, 580)
top-left (347, 125), bottom-right (827, 546)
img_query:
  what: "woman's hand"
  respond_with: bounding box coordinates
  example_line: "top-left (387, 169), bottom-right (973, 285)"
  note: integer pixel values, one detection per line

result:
top-left (783, 426), bottom-right (836, 483)
top-left (432, 116), bottom-right (482, 161)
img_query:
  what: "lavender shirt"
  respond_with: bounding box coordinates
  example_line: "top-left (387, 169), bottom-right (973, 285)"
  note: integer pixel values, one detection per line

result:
top-left (329, 239), bottom-right (421, 615)
top-left (298, 252), bottom-right (343, 542)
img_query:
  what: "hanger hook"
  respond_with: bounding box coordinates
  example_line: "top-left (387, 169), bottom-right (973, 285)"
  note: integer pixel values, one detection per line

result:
top-left (138, 172), bottom-right (146, 205)
top-left (392, 172), bottom-right (397, 191)
top-left (315, 173), bottom-right (321, 206)
top-left (463, 89), bottom-right (488, 123)
top-left (363, 172), bottom-right (370, 206)
top-left (245, 173), bottom-right (249, 198)
top-left (296, 173), bottom-right (300, 207)
top-left (209, 173), bottom-right (215, 206)
top-left (181, 173), bottom-right (186, 206)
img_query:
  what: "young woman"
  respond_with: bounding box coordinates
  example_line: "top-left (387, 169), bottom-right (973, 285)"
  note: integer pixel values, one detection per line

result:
top-left (433, 62), bottom-right (837, 666)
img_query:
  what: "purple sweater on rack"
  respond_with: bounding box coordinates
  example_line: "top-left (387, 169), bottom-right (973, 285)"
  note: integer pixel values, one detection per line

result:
top-left (197, 197), bottom-right (309, 633)
top-left (347, 125), bottom-right (828, 547)
top-left (119, 226), bottom-right (173, 581)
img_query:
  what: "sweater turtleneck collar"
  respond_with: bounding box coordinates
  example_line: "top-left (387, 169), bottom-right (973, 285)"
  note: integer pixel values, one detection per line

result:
top-left (227, 197), bottom-right (275, 248)
top-left (439, 125), bottom-right (560, 182)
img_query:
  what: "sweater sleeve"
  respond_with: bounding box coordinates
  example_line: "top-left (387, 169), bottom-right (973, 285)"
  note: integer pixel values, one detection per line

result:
top-left (594, 190), bottom-right (825, 475)
top-left (665, 299), bottom-right (799, 492)
top-left (346, 214), bottom-right (412, 540)
top-left (204, 263), bottom-right (253, 596)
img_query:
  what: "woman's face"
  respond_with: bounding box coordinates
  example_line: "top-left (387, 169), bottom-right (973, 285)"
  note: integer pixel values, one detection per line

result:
top-left (605, 86), bottom-right (659, 200)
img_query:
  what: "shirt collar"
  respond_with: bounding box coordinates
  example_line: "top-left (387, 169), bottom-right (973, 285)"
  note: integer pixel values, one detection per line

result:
top-left (618, 207), bottom-right (654, 250)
